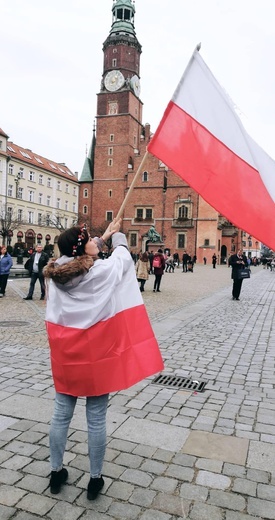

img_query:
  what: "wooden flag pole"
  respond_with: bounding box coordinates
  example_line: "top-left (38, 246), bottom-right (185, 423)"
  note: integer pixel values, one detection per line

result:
top-left (116, 150), bottom-right (149, 219)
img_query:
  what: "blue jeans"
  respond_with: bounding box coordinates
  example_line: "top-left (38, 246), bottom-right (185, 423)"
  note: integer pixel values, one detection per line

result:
top-left (50, 392), bottom-right (109, 477)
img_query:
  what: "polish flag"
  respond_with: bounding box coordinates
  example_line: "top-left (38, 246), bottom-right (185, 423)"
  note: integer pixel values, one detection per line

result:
top-left (148, 46), bottom-right (275, 251)
top-left (45, 242), bottom-right (164, 397)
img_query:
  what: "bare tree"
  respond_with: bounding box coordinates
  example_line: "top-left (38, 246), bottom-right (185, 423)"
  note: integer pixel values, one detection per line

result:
top-left (0, 205), bottom-right (25, 246)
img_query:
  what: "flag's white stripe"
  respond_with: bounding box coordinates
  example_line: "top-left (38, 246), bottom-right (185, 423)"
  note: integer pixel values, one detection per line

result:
top-left (173, 51), bottom-right (275, 202)
top-left (46, 246), bottom-right (143, 329)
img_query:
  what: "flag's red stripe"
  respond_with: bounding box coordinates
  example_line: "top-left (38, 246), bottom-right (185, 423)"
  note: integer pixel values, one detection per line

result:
top-left (46, 304), bottom-right (164, 396)
top-left (148, 101), bottom-right (275, 249)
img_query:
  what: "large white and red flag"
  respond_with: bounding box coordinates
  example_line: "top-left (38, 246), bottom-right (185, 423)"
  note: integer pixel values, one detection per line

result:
top-left (147, 46), bottom-right (275, 250)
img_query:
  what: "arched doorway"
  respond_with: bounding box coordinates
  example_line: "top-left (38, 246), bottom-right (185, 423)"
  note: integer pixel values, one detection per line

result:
top-left (25, 229), bottom-right (35, 250)
top-left (221, 245), bottom-right (227, 264)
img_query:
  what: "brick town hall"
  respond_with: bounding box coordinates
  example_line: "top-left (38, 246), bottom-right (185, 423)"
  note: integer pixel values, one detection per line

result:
top-left (78, 0), bottom-right (250, 263)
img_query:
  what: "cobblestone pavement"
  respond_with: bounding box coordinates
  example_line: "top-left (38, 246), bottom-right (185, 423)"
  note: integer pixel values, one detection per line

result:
top-left (1, 265), bottom-right (275, 519)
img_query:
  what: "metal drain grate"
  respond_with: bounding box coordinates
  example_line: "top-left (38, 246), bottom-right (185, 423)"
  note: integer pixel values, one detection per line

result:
top-left (152, 374), bottom-right (207, 393)
top-left (0, 321), bottom-right (30, 328)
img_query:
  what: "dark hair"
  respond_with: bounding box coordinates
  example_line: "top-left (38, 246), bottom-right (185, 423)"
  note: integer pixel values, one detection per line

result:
top-left (141, 252), bottom-right (148, 262)
top-left (58, 226), bottom-right (89, 257)
top-left (157, 249), bottom-right (163, 253)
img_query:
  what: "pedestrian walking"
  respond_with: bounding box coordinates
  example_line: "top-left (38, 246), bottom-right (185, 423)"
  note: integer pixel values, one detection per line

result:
top-left (182, 251), bottom-right (190, 272)
top-left (136, 252), bottom-right (150, 291)
top-left (23, 245), bottom-right (49, 300)
top-left (153, 248), bottom-right (166, 292)
top-left (0, 246), bottom-right (13, 297)
top-left (230, 249), bottom-right (248, 300)
top-left (212, 253), bottom-right (217, 269)
top-left (43, 219), bottom-right (163, 499)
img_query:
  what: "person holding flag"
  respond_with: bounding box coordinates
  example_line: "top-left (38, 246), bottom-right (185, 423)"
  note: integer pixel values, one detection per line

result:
top-left (44, 218), bottom-right (163, 499)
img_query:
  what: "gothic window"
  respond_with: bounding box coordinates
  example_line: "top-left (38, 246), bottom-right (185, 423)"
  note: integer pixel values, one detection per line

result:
top-left (178, 205), bottom-right (188, 219)
top-left (83, 188), bottom-right (88, 198)
top-left (110, 134), bottom-right (114, 142)
top-left (142, 171), bottom-right (148, 182)
top-left (109, 190), bottom-right (112, 198)
top-left (108, 147), bottom-right (113, 155)
top-left (130, 233), bottom-right (137, 247)
top-left (108, 159), bottom-right (113, 167)
top-left (83, 205), bottom-right (88, 214)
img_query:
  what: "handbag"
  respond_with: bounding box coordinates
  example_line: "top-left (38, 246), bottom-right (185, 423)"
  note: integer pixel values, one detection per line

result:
top-left (236, 268), bottom-right (250, 280)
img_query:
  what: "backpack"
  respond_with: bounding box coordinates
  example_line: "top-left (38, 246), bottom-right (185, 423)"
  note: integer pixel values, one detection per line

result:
top-left (153, 256), bottom-right (161, 268)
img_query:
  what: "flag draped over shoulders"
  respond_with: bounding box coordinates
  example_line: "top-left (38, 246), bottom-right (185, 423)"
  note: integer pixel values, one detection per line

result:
top-left (44, 233), bottom-right (164, 397)
top-left (147, 47), bottom-right (275, 250)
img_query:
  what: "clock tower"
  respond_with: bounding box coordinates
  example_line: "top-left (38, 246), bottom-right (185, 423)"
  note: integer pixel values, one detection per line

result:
top-left (79, 0), bottom-right (144, 233)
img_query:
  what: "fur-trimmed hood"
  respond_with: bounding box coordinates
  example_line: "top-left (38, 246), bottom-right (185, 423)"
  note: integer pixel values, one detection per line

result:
top-left (43, 255), bottom-right (94, 289)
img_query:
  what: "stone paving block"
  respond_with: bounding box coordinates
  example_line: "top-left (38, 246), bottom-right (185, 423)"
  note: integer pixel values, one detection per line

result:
top-left (247, 497), bottom-right (275, 519)
top-left (182, 430), bottom-right (249, 464)
top-left (112, 416), bottom-right (189, 451)
top-left (165, 464), bottom-right (194, 481)
top-left (0, 468), bottom-right (23, 485)
top-left (17, 474), bottom-right (49, 494)
top-left (246, 468), bottom-right (270, 483)
top-left (172, 453), bottom-right (196, 467)
top-left (120, 468), bottom-right (152, 487)
top-left (189, 502), bottom-right (223, 520)
top-left (47, 501), bottom-right (85, 520)
top-left (196, 470), bottom-right (231, 490)
top-left (247, 441), bottom-right (275, 472)
top-left (108, 501), bottom-right (141, 518)
top-left (223, 463), bottom-right (246, 478)
top-left (151, 476), bottom-right (178, 493)
top-left (208, 489), bottom-right (246, 511)
top-left (140, 459), bottom-right (168, 475)
top-left (226, 512), bottom-right (263, 520)
top-left (0, 485), bottom-right (27, 506)
top-left (0, 504), bottom-right (16, 520)
top-left (2, 454), bottom-right (32, 470)
top-left (180, 482), bottom-right (208, 502)
top-left (16, 492), bottom-right (57, 516)
top-left (107, 481), bottom-right (134, 500)
top-left (152, 448), bottom-right (173, 462)
top-left (114, 452), bottom-right (143, 469)
top-left (152, 492), bottom-right (190, 517)
top-left (4, 440), bottom-right (39, 457)
top-left (232, 477), bottom-right (257, 496)
top-left (139, 511), bottom-right (172, 520)
top-left (195, 458), bottom-right (223, 472)
top-left (257, 483), bottom-right (275, 501)
top-left (129, 488), bottom-right (157, 507)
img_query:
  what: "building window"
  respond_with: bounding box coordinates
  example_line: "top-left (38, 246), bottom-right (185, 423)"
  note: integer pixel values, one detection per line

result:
top-left (57, 198), bottom-right (60, 209)
top-left (47, 195), bottom-right (51, 206)
top-left (108, 159), bottom-right (113, 167)
top-left (65, 200), bottom-right (68, 211)
top-left (64, 218), bottom-right (68, 229)
top-left (0, 140), bottom-right (2, 149)
top-left (110, 134), bottom-right (114, 142)
top-left (130, 233), bottom-right (137, 247)
top-left (178, 205), bottom-right (189, 219)
top-left (73, 187), bottom-right (76, 196)
top-left (72, 202), bottom-right (76, 212)
top-left (112, 58), bottom-right (117, 67)
top-left (38, 213), bottom-right (42, 225)
top-left (18, 187), bottom-right (23, 199)
top-left (38, 193), bottom-right (43, 204)
top-left (145, 208), bottom-right (152, 219)
top-left (28, 211), bottom-right (34, 224)
top-left (108, 147), bottom-right (113, 155)
top-left (8, 164), bottom-right (14, 175)
top-left (83, 205), bottom-right (88, 214)
top-left (46, 214), bottom-right (50, 226)
top-left (18, 209), bottom-right (23, 221)
top-left (29, 190), bottom-right (34, 202)
top-left (204, 239), bottom-right (210, 246)
top-left (109, 189), bottom-right (112, 198)
top-left (29, 171), bottom-right (35, 181)
top-left (83, 188), bottom-right (88, 198)
top-left (57, 181), bottom-right (61, 190)
top-left (106, 211), bottom-right (113, 221)
top-left (65, 184), bottom-right (69, 193)
top-left (177, 234), bottom-right (186, 249)
top-left (7, 207), bottom-right (12, 219)
top-left (47, 178), bottom-right (51, 188)
top-left (8, 184), bottom-right (13, 196)
top-left (142, 171), bottom-right (148, 182)
top-left (19, 167), bottom-right (24, 178)
top-left (136, 208), bottom-right (143, 219)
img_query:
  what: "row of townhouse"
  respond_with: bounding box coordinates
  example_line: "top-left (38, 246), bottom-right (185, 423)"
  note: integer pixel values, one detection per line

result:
top-left (0, 128), bottom-right (79, 251)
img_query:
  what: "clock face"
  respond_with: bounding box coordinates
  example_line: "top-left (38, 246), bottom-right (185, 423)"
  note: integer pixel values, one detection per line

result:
top-left (104, 70), bottom-right (125, 92)
top-left (130, 75), bottom-right (141, 97)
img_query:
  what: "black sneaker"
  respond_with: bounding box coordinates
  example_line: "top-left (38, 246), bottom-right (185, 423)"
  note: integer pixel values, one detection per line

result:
top-left (50, 468), bottom-right (68, 494)
top-left (87, 476), bottom-right (104, 500)
top-left (23, 296), bottom-right (32, 300)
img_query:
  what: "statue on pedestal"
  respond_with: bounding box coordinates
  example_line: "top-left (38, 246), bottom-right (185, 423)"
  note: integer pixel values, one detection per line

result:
top-left (146, 225), bottom-right (162, 243)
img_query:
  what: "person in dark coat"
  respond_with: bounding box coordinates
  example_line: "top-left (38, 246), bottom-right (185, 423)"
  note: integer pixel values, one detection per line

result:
top-left (153, 249), bottom-right (166, 292)
top-left (230, 249), bottom-right (248, 301)
top-left (212, 253), bottom-right (217, 268)
top-left (23, 245), bottom-right (49, 300)
top-left (182, 251), bottom-right (190, 273)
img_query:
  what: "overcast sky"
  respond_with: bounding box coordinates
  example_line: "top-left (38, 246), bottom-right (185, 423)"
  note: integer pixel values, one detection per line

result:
top-left (1, 0), bottom-right (275, 176)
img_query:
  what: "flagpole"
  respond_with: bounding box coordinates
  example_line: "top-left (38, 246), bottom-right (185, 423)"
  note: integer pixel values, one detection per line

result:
top-left (116, 150), bottom-right (149, 218)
